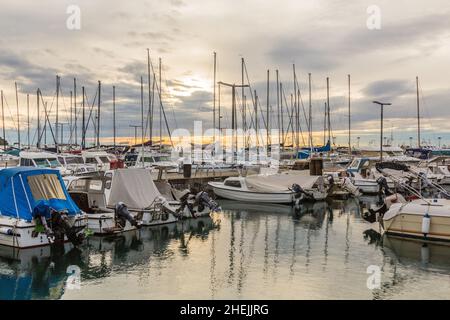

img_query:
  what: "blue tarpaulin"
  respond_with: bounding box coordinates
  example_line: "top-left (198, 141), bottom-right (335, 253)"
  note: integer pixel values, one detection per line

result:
top-left (0, 167), bottom-right (80, 221)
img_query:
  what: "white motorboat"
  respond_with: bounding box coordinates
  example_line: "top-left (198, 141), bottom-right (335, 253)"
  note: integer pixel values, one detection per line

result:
top-left (0, 167), bottom-right (88, 248)
top-left (82, 150), bottom-right (118, 171)
top-left (208, 171), bottom-right (328, 204)
top-left (56, 153), bottom-right (97, 175)
top-left (19, 150), bottom-right (72, 176)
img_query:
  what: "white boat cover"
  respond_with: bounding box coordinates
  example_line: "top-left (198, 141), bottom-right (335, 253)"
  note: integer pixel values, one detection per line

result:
top-left (384, 198), bottom-right (450, 220)
top-left (107, 168), bottom-right (161, 209)
top-left (245, 171), bottom-right (323, 193)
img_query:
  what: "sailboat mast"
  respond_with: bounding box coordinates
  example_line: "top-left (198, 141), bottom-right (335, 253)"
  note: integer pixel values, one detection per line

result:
top-left (280, 82), bottom-right (284, 149)
top-left (241, 57), bottom-right (245, 147)
top-left (15, 82), bottom-right (20, 149)
top-left (147, 49), bottom-right (152, 145)
top-left (56, 75), bottom-right (59, 152)
top-left (74, 78), bottom-right (77, 146)
top-left (81, 86), bottom-right (85, 150)
top-left (27, 93), bottom-right (30, 149)
top-left (1, 91), bottom-right (6, 150)
top-left (293, 64), bottom-right (298, 152)
top-left (141, 76), bottom-right (144, 165)
top-left (276, 70), bottom-right (280, 150)
top-left (308, 73), bottom-right (312, 152)
top-left (255, 90), bottom-right (258, 147)
top-left (416, 76), bottom-right (420, 147)
top-left (113, 86), bottom-right (116, 148)
top-left (97, 80), bottom-right (101, 148)
top-left (348, 74), bottom-right (351, 155)
top-left (213, 52), bottom-right (217, 142)
top-left (266, 69), bottom-right (270, 149)
top-left (36, 89), bottom-right (40, 148)
top-left (326, 77), bottom-right (330, 145)
top-left (159, 58), bottom-right (162, 151)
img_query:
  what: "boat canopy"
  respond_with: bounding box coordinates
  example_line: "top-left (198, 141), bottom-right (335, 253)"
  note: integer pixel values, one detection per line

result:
top-left (245, 171), bottom-right (324, 193)
top-left (0, 167), bottom-right (80, 221)
top-left (107, 168), bottom-right (162, 209)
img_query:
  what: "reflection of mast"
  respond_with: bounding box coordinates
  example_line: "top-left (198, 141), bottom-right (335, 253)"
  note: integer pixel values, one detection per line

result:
top-left (228, 213), bottom-right (236, 284)
top-left (209, 228), bottom-right (217, 298)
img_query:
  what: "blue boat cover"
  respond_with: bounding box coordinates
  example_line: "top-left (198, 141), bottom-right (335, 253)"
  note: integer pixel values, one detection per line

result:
top-left (298, 140), bottom-right (332, 159)
top-left (0, 167), bottom-right (80, 221)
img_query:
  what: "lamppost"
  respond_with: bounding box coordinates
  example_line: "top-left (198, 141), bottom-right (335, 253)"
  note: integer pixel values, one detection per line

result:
top-left (409, 136), bottom-right (413, 148)
top-left (438, 136), bottom-right (442, 149)
top-left (357, 136), bottom-right (360, 149)
top-left (373, 101), bottom-right (391, 162)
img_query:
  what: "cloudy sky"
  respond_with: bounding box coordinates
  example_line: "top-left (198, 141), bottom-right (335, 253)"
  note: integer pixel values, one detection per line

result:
top-left (1, 0), bottom-right (450, 147)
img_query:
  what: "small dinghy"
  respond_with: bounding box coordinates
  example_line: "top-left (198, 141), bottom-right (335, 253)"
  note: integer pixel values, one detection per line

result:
top-left (0, 167), bottom-right (88, 248)
top-left (208, 171), bottom-right (328, 204)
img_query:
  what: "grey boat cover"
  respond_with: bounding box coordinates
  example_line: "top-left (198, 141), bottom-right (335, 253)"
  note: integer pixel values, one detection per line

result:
top-left (245, 171), bottom-right (323, 193)
top-left (107, 168), bottom-right (161, 209)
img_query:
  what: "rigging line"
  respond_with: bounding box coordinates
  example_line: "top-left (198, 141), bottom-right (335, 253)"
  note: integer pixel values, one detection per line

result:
top-left (148, 58), bottom-right (173, 146)
top-left (38, 91), bottom-right (57, 145)
top-left (243, 60), bottom-right (268, 130)
top-left (294, 75), bottom-right (310, 133)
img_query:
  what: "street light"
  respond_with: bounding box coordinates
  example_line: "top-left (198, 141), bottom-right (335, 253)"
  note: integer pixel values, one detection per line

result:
top-left (357, 136), bottom-right (360, 149)
top-left (373, 101), bottom-right (392, 162)
top-left (438, 136), bottom-right (442, 149)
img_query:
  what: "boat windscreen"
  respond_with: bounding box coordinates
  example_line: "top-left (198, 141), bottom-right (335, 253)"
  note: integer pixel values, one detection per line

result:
top-left (48, 158), bottom-right (62, 168)
top-left (35, 158), bottom-right (50, 167)
top-left (27, 174), bottom-right (67, 201)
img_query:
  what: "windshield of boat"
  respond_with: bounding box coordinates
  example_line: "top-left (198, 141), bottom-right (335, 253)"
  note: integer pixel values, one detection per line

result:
top-left (99, 156), bottom-right (110, 164)
top-left (48, 158), bottom-right (62, 168)
top-left (153, 156), bottom-right (171, 162)
top-left (65, 157), bottom-right (84, 164)
top-left (89, 180), bottom-right (103, 191)
top-left (34, 158), bottom-right (51, 168)
top-left (349, 159), bottom-right (360, 168)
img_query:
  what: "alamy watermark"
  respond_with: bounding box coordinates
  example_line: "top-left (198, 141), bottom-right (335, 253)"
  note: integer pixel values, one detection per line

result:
top-left (366, 5), bottom-right (381, 30)
top-left (66, 5), bottom-right (81, 30)
top-left (366, 265), bottom-right (381, 290)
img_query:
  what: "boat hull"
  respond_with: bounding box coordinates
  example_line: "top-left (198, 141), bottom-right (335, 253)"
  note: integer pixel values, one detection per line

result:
top-left (384, 213), bottom-right (450, 243)
top-left (0, 214), bottom-right (88, 248)
top-left (210, 184), bottom-right (295, 204)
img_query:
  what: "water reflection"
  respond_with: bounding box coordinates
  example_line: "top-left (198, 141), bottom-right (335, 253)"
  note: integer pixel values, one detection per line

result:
top-left (2, 198), bottom-right (450, 299)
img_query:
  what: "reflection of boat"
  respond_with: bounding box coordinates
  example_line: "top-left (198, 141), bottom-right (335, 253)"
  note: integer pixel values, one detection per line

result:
top-left (0, 243), bottom-right (85, 300)
top-left (383, 236), bottom-right (450, 269)
top-left (293, 201), bottom-right (329, 229)
top-left (218, 199), bottom-right (296, 215)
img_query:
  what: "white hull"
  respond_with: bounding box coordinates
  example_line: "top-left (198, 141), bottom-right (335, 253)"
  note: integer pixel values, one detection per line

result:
top-left (0, 214), bottom-right (88, 248)
top-left (86, 211), bottom-right (138, 235)
top-left (210, 183), bottom-right (295, 204)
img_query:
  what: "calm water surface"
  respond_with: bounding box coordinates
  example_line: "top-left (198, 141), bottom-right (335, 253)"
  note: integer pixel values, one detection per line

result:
top-left (2, 197), bottom-right (450, 300)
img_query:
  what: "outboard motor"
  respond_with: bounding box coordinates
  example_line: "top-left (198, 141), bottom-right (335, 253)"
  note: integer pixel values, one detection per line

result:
top-left (292, 183), bottom-right (312, 200)
top-left (376, 176), bottom-right (392, 197)
top-left (115, 202), bottom-right (139, 229)
top-left (177, 192), bottom-right (196, 218)
top-left (35, 208), bottom-right (85, 246)
top-left (195, 191), bottom-right (221, 213)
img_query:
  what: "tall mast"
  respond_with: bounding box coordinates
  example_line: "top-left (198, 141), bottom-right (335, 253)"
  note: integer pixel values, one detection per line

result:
top-left (36, 89), bottom-right (40, 148)
top-left (323, 102), bottom-right (327, 145)
top-left (266, 69), bottom-right (270, 149)
top-left (213, 52), bottom-right (217, 141)
top-left (326, 77), bottom-right (331, 145)
top-left (27, 93), bottom-right (30, 149)
top-left (69, 90), bottom-right (72, 145)
top-left (293, 64), bottom-right (298, 152)
top-left (276, 70), bottom-right (280, 149)
top-left (113, 86), bottom-right (116, 148)
top-left (241, 57), bottom-right (245, 146)
top-left (15, 82), bottom-right (20, 148)
top-left (141, 76), bottom-right (144, 165)
top-left (81, 86), bottom-right (85, 150)
top-left (231, 85), bottom-right (236, 156)
top-left (308, 73), bottom-right (312, 152)
top-left (159, 58), bottom-right (162, 151)
top-left (97, 80), bottom-right (101, 148)
top-left (348, 74), bottom-right (351, 155)
top-left (254, 90), bottom-right (258, 147)
top-left (416, 76), bottom-right (421, 147)
top-left (74, 78), bottom-right (77, 146)
top-left (218, 83), bottom-right (221, 133)
top-left (1, 91), bottom-right (5, 150)
top-left (280, 82), bottom-right (284, 149)
top-left (56, 75), bottom-right (59, 151)
top-left (147, 49), bottom-right (152, 145)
